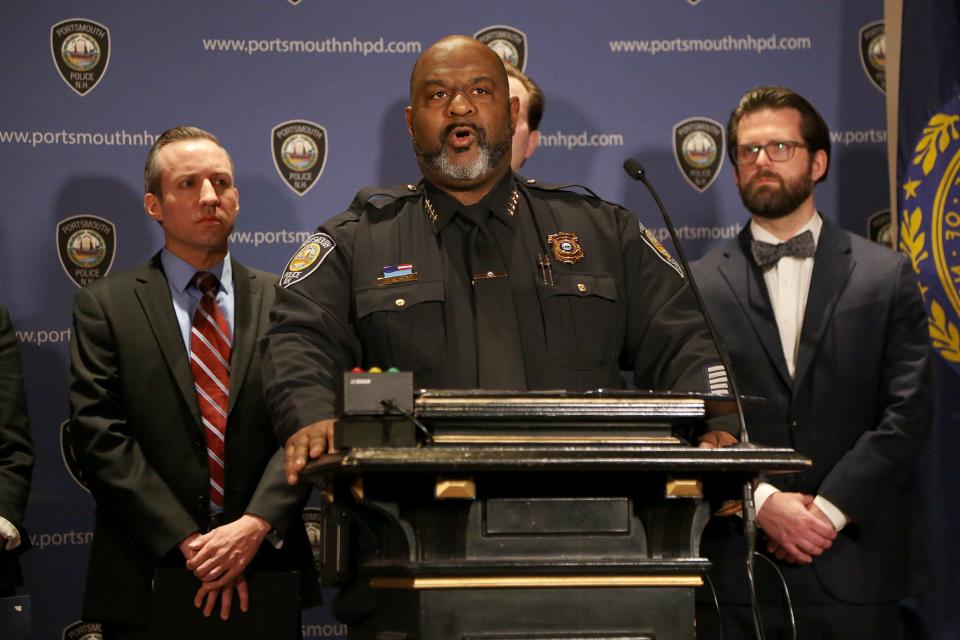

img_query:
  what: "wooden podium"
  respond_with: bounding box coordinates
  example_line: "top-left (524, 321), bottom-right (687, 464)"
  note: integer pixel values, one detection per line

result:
top-left (303, 391), bottom-right (807, 640)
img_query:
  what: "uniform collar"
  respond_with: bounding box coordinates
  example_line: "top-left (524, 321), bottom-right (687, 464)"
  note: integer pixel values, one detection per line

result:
top-left (423, 172), bottom-right (516, 233)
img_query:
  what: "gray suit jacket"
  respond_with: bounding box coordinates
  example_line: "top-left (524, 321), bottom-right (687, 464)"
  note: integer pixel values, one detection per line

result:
top-left (69, 254), bottom-right (317, 624)
top-left (0, 304), bottom-right (33, 593)
top-left (693, 219), bottom-right (932, 604)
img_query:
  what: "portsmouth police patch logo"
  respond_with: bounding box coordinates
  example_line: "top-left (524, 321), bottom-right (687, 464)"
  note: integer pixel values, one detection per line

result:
top-left (57, 214), bottom-right (116, 287)
top-left (867, 209), bottom-right (893, 248)
top-left (60, 420), bottom-right (90, 493)
top-left (62, 620), bottom-right (104, 640)
top-left (272, 120), bottom-right (328, 196)
top-left (639, 222), bottom-right (684, 278)
top-left (281, 232), bottom-right (336, 287)
top-left (673, 117), bottom-right (724, 193)
top-left (474, 25), bottom-right (528, 72)
top-left (859, 20), bottom-right (886, 94)
top-left (51, 18), bottom-right (110, 96)
top-left (899, 95), bottom-right (960, 367)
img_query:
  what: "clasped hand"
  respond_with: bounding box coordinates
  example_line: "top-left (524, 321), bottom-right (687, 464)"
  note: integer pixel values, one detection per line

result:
top-left (178, 514), bottom-right (271, 619)
top-left (757, 492), bottom-right (837, 564)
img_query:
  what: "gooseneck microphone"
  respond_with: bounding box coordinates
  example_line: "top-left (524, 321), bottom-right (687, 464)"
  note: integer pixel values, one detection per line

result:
top-left (623, 158), bottom-right (750, 440)
top-left (623, 158), bottom-right (767, 640)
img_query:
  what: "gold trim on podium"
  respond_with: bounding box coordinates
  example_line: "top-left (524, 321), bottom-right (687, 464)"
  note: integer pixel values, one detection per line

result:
top-left (416, 395), bottom-right (705, 410)
top-left (321, 482), bottom-right (334, 504)
top-left (370, 575), bottom-right (703, 589)
top-left (351, 477), bottom-right (364, 502)
top-left (435, 477), bottom-right (477, 500)
top-left (665, 478), bottom-right (703, 498)
top-left (430, 434), bottom-right (679, 445)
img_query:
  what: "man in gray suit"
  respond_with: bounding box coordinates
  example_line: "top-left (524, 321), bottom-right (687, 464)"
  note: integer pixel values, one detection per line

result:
top-left (693, 86), bottom-right (932, 639)
top-left (69, 127), bottom-right (317, 638)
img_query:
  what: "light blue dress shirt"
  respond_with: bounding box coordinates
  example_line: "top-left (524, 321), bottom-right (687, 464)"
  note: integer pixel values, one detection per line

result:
top-left (161, 249), bottom-right (235, 353)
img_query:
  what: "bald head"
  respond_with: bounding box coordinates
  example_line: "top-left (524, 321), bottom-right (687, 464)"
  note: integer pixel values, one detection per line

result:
top-left (409, 35), bottom-right (509, 100)
top-left (404, 34), bottom-right (519, 203)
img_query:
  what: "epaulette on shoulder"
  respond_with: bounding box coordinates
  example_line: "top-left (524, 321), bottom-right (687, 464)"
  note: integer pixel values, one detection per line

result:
top-left (519, 176), bottom-right (624, 209)
top-left (351, 182), bottom-right (423, 211)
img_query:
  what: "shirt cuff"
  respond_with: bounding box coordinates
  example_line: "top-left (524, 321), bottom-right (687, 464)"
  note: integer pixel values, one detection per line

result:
top-left (813, 495), bottom-right (849, 531)
top-left (753, 482), bottom-right (779, 516)
top-left (266, 529), bottom-right (284, 550)
top-left (0, 516), bottom-right (21, 550)
top-left (243, 512), bottom-right (284, 550)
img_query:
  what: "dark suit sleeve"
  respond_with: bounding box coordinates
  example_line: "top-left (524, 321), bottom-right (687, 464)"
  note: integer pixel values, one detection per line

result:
top-left (236, 270), bottom-right (312, 535)
top-left (244, 448), bottom-right (309, 535)
top-left (817, 256), bottom-right (932, 524)
top-left (0, 305), bottom-right (33, 541)
top-left (262, 215), bottom-right (364, 443)
top-left (69, 286), bottom-right (199, 560)
top-left (620, 215), bottom-right (729, 403)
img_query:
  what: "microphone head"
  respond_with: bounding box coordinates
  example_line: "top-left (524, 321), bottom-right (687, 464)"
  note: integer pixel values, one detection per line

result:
top-left (623, 158), bottom-right (645, 181)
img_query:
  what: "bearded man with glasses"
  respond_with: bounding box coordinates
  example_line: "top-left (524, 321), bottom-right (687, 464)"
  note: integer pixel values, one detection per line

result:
top-left (692, 86), bottom-right (932, 639)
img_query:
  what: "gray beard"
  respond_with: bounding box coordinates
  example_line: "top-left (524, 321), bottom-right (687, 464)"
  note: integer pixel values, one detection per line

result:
top-left (414, 126), bottom-right (511, 181)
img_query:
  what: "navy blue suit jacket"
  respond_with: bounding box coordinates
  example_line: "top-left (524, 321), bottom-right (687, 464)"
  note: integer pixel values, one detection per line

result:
top-left (693, 219), bottom-right (932, 604)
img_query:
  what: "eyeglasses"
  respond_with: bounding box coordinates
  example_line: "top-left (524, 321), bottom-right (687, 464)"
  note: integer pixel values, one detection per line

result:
top-left (734, 141), bottom-right (807, 165)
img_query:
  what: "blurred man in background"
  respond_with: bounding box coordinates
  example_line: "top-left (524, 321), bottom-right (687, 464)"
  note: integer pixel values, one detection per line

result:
top-left (505, 63), bottom-right (543, 172)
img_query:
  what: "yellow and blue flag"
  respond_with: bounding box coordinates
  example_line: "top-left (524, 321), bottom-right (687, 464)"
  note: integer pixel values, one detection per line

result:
top-left (895, 0), bottom-right (960, 637)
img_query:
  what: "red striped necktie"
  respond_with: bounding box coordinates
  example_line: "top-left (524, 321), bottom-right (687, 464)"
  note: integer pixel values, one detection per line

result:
top-left (189, 271), bottom-right (231, 509)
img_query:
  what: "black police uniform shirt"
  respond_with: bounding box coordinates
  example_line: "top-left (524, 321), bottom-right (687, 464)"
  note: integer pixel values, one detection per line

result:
top-left (262, 173), bottom-right (722, 442)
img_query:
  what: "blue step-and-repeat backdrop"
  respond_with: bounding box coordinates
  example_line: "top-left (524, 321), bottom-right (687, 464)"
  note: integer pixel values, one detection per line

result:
top-left (1, 2), bottom-right (892, 638)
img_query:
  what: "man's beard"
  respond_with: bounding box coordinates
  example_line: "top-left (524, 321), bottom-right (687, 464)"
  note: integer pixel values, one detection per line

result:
top-left (738, 168), bottom-right (814, 219)
top-left (413, 124), bottom-right (511, 181)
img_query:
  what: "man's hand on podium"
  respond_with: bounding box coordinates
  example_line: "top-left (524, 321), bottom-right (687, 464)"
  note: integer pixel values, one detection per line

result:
top-left (696, 430), bottom-right (738, 448)
top-left (285, 418), bottom-right (338, 484)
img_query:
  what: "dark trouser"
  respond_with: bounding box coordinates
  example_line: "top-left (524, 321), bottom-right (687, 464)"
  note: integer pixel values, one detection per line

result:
top-left (100, 621), bottom-right (149, 640)
top-left (696, 598), bottom-right (899, 640)
top-left (698, 516), bottom-right (904, 640)
top-left (696, 546), bottom-right (901, 639)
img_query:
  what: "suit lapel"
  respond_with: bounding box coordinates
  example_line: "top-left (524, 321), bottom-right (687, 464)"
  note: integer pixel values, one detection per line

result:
top-left (227, 259), bottom-right (261, 414)
top-left (718, 229), bottom-right (792, 388)
top-left (134, 254), bottom-right (201, 424)
top-left (793, 219), bottom-right (854, 391)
